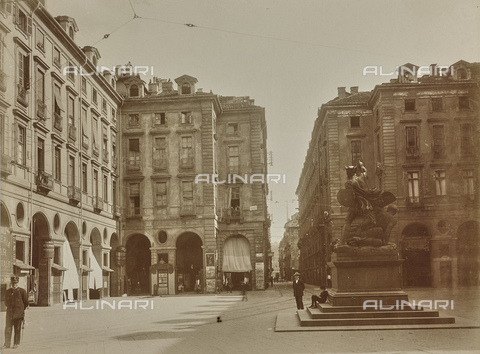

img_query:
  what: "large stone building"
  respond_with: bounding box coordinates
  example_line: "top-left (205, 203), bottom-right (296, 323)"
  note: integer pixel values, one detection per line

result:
top-left (297, 61), bottom-right (479, 288)
top-left (116, 75), bottom-right (270, 295)
top-left (278, 213), bottom-right (300, 281)
top-left (1, 0), bottom-right (270, 311)
top-left (1, 0), bottom-right (122, 306)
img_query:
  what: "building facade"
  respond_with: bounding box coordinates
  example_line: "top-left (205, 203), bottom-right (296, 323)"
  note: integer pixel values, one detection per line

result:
top-left (1, 0), bottom-right (122, 308)
top-left (116, 75), bottom-right (270, 295)
top-left (278, 213), bottom-right (300, 281)
top-left (297, 62), bottom-right (479, 288)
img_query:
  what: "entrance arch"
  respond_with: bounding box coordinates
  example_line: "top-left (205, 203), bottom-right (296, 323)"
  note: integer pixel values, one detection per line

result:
top-left (457, 221), bottom-right (479, 286)
top-left (223, 235), bottom-right (253, 290)
top-left (126, 234), bottom-right (151, 295)
top-left (176, 232), bottom-right (203, 292)
top-left (32, 213), bottom-right (51, 306)
top-left (401, 223), bottom-right (431, 287)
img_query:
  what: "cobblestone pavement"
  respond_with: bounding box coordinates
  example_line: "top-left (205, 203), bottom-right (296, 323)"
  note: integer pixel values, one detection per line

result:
top-left (1, 283), bottom-right (479, 354)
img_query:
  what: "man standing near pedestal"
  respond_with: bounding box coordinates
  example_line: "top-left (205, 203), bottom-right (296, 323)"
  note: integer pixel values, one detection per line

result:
top-left (292, 272), bottom-right (305, 310)
top-left (3, 276), bottom-right (29, 349)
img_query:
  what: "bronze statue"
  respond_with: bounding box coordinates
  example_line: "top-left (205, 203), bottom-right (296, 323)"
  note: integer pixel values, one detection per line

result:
top-left (337, 162), bottom-right (397, 247)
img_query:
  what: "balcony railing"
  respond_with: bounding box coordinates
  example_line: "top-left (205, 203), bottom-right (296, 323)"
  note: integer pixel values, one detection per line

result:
top-left (17, 84), bottom-right (28, 106)
top-left (67, 186), bottom-right (81, 205)
top-left (82, 135), bottom-right (89, 150)
top-left (68, 124), bottom-right (77, 142)
top-left (93, 196), bottom-right (103, 212)
top-left (222, 207), bottom-right (243, 223)
top-left (0, 71), bottom-right (6, 92)
top-left (36, 171), bottom-right (53, 193)
top-left (53, 112), bottom-right (63, 132)
top-left (37, 99), bottom-right (47, 122)
top-left (180, 204), bottom-right (196, 216)
top-left (1, 153), bottom-right (12, 177)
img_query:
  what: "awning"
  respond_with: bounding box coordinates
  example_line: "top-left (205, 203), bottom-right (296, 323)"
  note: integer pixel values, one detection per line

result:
top-left (14, 259), bottom-right (35, 270)
top-left (81, 265), bottom-right (93, 272)
top-left (102, 266), bottom-right (114, 273)
top-left (222, 236), bottom-right (252, 272)
top-left (53, 91), bottom-right (64, 111)
top-left (62, 240), bottom-right (79, 299)
top-left (51, 263), bottom-right (68, 271)
top-left (88, 248), bottom-right (103, 289)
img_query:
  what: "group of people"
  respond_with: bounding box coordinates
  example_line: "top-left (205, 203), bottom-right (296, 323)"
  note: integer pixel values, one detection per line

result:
top-left (293, 272), bottom-right (328, 310)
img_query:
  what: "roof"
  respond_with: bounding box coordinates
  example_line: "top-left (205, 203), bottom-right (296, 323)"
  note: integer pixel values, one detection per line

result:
top-left (326, 91), bottom-right (372, 105)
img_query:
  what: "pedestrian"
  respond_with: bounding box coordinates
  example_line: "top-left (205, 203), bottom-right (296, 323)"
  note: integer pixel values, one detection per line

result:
top-left (292, 272), bottom-right (305, 310)
top-left (240, 281), bottom-right (248, 301)
top-left (3, 276), bottom-right (29, 350)
top-left (309, 285), bottom-right (329, 308)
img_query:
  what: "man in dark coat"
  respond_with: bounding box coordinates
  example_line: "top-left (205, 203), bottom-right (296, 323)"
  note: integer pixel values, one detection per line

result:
top-left (3, 276), bottom-right (29, 349)
top-left (292, 272), bottom-right (305, 310)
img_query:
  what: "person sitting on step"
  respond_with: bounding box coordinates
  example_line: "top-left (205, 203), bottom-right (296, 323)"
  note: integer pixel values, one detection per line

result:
top-left (309, 285), bottom-right (328, 308)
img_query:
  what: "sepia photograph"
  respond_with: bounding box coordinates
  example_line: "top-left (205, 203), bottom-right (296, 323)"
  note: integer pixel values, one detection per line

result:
top-left (0, 0), bottom-right (479, 353)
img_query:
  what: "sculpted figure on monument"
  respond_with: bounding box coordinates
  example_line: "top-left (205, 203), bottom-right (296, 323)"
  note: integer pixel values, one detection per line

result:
top-left (336, 161), bottom-right (397, 248)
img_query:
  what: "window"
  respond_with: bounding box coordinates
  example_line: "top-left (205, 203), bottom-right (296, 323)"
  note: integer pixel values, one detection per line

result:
top-left (404, 99), bottom-right (416, 111)
top-left (155, 182), bottom-right (167, 207)
top-left (36, 28), bottom-right (45, 51)
top-left (181, 83), bottom-right (191, 94)
top-left (111, 108), bottom-right (116, 122)
top-left (434, 171), bottom-right (446, 196)
top-left (129, 183), bottom-right (140, 215)
top-left (37, 138), bottom-right (44, 173)
top-left (92, 88), bottom-right (98, 105)
top-left (17, 124), bottom-right (26, 166)
top-left (459, 96), bottom-right (470, 110)
top-left (102, 98), bottom-right (107, 114)
top-left (82, 163), bottom-right (87, 192)
top-left (432, 98), bottom-right (443, 112)
top-left (54, 247), bottom-right (60, 265)
top-left (181, 181), bottom-right (194, 213)
top-left (128, 139), bottom-right (140, 168)
top-left (36, 68), bottom-right (45, 118)
top-left (230, 187), bottom-right (240, 208)
top-left (16, 241), bottom-right (25, 262)
top-left (407, 171), bottom-right (420, 204)
top-left (462, 170), bottom-right (475, 200)
top-left (350, 116), bottom-right (360, 128)
top-left (92, 117), bottom-right (99, 154)
top-left (17, 52), bottom-right (30, 104)
top-left (433, 125), bottom-right (445, 158)
top-left (129, 114), bottom-right (139, 126)
top-left (226, 123), bottom-right (238, 135)
top-left (53, 84), bottom-right (63, 130)
top-left (130, 85), bottom-right (139, 97)
top-left (93, 170), bottom-right (98, 197)
top-left (83, 250), bottom-right (88, 266)
top-left (376, 134), bottom-right (381, 163)
top-left (68, 96), bottom-right (75, 126)
top-left (81, 77), bottom-right (87, 93)
top-left (351, 140), bottom-right (361, 165)
top-left (81, 107), bottom-right (88, 149)
top-left (155, 113), bottom-right (166, 125)
top-left (460, 124), bottom-right (474, 157)
top-left (406, 126), bottom-right (418, 157)
top-left (103, 174), bottom-right (108, 202)
top-left (54, 146), bottom-right (61, 181)
top-left (228, 146), bottom-right (239, 174)
top-left (53, 48), bottom-right (61, 67)
top-left (16, 7), bottom-right (32, 35)
top-left (67, 61), bottom-right (75, 82)
top-left (457, 68), bottom-right (468, 80)
top-left (180, 136), bottom-right (193, 168)
top-left (153, 137), bottom-right (167, 169)
top-left (68, 155), bottom-right (75, 187)
top-left (181, 112), bottom-right (192, 124)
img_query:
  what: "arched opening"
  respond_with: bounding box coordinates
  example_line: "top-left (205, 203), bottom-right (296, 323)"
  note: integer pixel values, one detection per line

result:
top-left (401, 223), bottom-right (431, 287)
top-left (181, 83), bottom-right (191, 95)
top-left (126, 234), bottom-right (151, 295)
top-left (1, 203), bottom-right (12, 311)
top-left (64, 222), bottom-right (80, 300)
top-left (32, 213), bottom-right (51, 306)
top-left (130, 84), bottom-right (139, 97)
top-left (223, 235), bottom-right (252, 291)
top-left (457, 221), bottom-right (479, 286)
top-left (176, 232), bottom-right (203, 293)
top-left (109, 233), bottom-right (120, 296)
top-left (89, 228), bottom-right (103, 299)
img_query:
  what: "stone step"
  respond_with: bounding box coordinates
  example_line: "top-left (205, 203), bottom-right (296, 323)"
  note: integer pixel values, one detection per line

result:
top-left (297, 310), bottom-right (455, 327)
top-left (307, 307), bottom-right (438, 319)
top-left (318, 303), bottom-right (424, 313)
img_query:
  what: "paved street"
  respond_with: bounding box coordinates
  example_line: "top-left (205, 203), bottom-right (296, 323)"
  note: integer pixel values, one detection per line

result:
top-left (1, 282), bottom-right (479, 354)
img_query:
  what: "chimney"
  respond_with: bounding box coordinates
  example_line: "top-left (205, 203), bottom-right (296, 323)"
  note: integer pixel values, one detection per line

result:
top-left (148, 79), bottom-right (159, 94)
top-left (197, 88), bottom-right (203, 93)
top-left (162, 80), bottom-right (173, 91)
top-left (350, 86), bottom-right (358, 94)
top-left (337, 87), bottom-right (347, 99)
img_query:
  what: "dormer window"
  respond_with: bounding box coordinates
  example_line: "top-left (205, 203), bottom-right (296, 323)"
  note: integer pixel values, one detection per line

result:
top-left (130, 85), bottom-right (139, 97)
top-left (68, 26), bottom-right (74, 39)
top-left (92, 55), bottom-right (97, 66)
top-left (457, 68), bottom-right (467, 80)
top-left (181, 83), bottom-right (191, 95)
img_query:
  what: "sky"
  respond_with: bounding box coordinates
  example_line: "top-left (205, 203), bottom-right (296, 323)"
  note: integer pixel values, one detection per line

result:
top-left (47, 0), bottom-right (480, 243)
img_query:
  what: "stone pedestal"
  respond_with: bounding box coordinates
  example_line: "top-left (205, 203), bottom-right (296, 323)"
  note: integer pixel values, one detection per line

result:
top-left (327, 245), bottom-right (408, 306)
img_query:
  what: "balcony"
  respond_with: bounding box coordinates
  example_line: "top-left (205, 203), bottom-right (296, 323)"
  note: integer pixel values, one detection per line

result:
top-left (180, 204), bottom-right (196, 216)
top-left (103, 150), bottom-right (109, 163)
top-left (82, 135), bottom-right (89, 150)
top-left (17, 84), bottom-right (28, 106)
top-left (67, 186), bottom-right (81, 205)
top-left (92, 144), bottom-right (99, 157)
top-left (1, 153), bottom-right (12, 177)
top-left (68, 124), bottom-right (77, 142)
top-left (53, 112), bottom-right (63, 132)
top-left (37, 99), bottom-right (47, 122)
top-left (0, 70), bottom-right (6, 92)
top-left (222, 207), bottom-right (243, 223)
top-left (36, 171), bottom-right (53, 193)
top-left (93, 196), bottom-right (104, 212)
